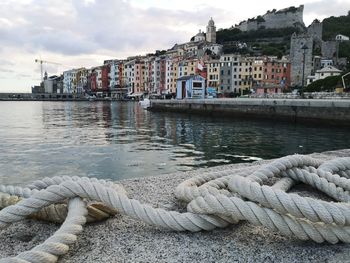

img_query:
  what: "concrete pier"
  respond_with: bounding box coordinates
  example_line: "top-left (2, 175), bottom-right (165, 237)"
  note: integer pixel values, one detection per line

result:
top-left (149, 99), bottom-right (350, 126)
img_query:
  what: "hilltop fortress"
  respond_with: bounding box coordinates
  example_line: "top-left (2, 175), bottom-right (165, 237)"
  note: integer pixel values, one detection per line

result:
top-left (236, 5), bottom-right (305, 31)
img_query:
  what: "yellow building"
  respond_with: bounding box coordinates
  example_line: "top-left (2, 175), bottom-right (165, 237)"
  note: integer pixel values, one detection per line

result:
top-left (178, 58), bottom-right (198, 78)
top-left (206, 59), bottom-right (220, 89)
top-left (253, 59), bottom-right (264, 87)
top-left (167, 56), bottom-right (181, 95)
top-left (239, 57), bottom-right (254, 94)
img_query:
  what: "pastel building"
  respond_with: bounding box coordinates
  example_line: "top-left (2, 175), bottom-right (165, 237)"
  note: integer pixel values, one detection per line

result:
top-left (75, 68), bottom-right (88, 94)
top-left (261, 58), bottom-right (291, 90)
top-left (176, 75), bottom-right (206, 99)
top-left (307, 65), bottom-right (342, 85)
top-left (207, 59), bottom-right (220, 90)
top-left (63, 69), bottom-right (77, 94)
top-left (239, 57), bottom-right (254, 93)
top-left (124, 59), bottom-right (135, 94)
top-left (134, 59), bottom-right (145, 95)
top-left (219, 54), bottom-right (241, 94)
top-left (252, 59), bottom-right (264, 87)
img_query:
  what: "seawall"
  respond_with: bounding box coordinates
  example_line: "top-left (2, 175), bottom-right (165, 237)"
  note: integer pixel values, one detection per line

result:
top-left (149, 98), bottom-right (350, 126)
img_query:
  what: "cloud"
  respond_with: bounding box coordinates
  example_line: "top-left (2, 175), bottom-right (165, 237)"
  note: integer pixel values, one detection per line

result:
top-left (0, 59), bottom-right (14, 66)
top-left (0, 68), bottom-right (14, 73)
top-left (304, 0), bottom-right (349, 17)
top-left (1, 0), bottom-right (350, 92)
top-left (16, 73), bottom-right (32, 78)
top-left (0, 0), bottom-right (228, 57)
top-left (304, 0), bottom-right (350, 24)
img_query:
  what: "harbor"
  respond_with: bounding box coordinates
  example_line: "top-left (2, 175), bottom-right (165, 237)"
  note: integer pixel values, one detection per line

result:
top-left (1, 1), bottom-right (350, 261)
top-left (1, 101), bottom-right (350, 185)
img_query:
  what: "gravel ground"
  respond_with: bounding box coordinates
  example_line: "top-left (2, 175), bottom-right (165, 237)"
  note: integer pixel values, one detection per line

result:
top-left (1, 149), bottom-right (350, 263)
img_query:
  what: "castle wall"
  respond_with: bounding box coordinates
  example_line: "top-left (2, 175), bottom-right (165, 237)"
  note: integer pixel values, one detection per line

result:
top-left (307, 21), bottom-right (323, 41)
top-left (322, 41), bottom-right (339, 60)
top-left (237, 5), bottom-right (304, 31)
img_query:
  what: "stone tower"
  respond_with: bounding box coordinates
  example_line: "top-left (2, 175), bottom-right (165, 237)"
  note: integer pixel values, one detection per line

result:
top-left (307, 19), bottom-right (323, 41)
top-left (206, 17), bottom-right (216, 43)
top-left (290, 33), bottom-right (313, 87)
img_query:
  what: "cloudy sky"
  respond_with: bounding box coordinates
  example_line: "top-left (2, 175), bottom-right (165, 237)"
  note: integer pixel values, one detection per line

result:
top-left (0, 0), bottom-right (349, 92)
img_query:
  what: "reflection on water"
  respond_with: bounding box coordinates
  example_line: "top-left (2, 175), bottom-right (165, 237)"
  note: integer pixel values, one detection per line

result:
top-left (0, 101), bottom-right (349, 185)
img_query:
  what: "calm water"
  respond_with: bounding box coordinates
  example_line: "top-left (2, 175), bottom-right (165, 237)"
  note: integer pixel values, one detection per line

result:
top-left (0, 101), bottom-right (349, 185)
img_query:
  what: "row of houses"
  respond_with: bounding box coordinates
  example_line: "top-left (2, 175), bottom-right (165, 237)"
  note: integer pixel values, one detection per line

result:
top-left (36, 52), bottom-right (343, 99)
top-left (36, 53), bottom-right (294, 99)
top-left (33, 17), bottom-right (345, 99)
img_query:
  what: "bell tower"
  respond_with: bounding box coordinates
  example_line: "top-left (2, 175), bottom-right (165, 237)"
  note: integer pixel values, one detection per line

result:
top-left (206, 17), bottom-right (216, 43)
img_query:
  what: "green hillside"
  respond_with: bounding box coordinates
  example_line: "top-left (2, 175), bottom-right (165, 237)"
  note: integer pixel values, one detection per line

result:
top-left (216, 27), bottom-right (300, 56)
top-left (322, 11), bottom-right (350, 41)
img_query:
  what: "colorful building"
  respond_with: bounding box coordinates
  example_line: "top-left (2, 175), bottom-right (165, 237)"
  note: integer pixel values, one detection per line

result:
top-left (261, 58), bottom-right (291, 91)
top-left (176, 75), bottom-right (206, 99)
top-left (239, 57), bottom-right (254, 94)
top-left (206, 59), bottom-right (220, 92)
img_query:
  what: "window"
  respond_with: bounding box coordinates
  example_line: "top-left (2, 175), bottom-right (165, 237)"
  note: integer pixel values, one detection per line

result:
top-left (193, 82), bottom-right (202, 88)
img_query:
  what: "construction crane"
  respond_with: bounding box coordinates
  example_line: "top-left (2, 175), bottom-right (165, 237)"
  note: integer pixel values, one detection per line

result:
top-left (35, 59), bottom-right (61, 81)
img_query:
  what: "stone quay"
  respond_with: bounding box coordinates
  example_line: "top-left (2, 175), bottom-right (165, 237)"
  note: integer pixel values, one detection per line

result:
top-left (149, 98), bottom-right (350, 126)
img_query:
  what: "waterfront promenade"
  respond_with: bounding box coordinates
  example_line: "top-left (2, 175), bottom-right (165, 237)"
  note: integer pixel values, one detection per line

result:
top-left (150, 98), bottom-right (350, 126)
top-left (0, 149), bottom-right (349, 262)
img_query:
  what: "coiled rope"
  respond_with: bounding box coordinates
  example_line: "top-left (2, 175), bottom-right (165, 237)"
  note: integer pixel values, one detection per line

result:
top-left (0, 154), bottom-right (350, 262)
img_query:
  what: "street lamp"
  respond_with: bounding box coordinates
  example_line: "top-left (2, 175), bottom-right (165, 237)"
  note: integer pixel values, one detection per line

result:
top-left (301, 44), bottom-right (309, 98)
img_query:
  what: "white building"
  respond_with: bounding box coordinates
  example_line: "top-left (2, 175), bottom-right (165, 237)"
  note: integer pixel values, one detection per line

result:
top-left (203, 43), bottom-right (223, 55)
top-left (124, 59), bottom-right (135, 94)
top-left (165, 57), bottom-right (172, 94)
top-left (107, 60), bottom-right (123, 90)
top-left (194, 30), bottom-right (206, 42)
top-left (95, 68), bottom-right (102, 91)
top-left (307, 65), bottom-right (342, 85)
top-left (335, 34), bottom-right (349, 41)
top-left (63, 69), bottom-right (77, 94)
top-left (321, 59), bottom-right (333, 68)
top-left (315, 66), bottom-right (342, 79)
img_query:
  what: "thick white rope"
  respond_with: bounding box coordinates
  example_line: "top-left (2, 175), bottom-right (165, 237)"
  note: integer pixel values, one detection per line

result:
top-left (0, 197), bottom-right (87, 263)
top-left (0, 154), bottom-right (350, 262)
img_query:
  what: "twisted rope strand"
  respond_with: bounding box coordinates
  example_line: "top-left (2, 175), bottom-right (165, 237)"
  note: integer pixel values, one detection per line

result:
top-left (0, 154), bottom-right (350, 263)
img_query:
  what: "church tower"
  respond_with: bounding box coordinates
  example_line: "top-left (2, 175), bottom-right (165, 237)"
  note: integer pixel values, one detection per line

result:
top-left (206, 17), bottom-right (216, 43)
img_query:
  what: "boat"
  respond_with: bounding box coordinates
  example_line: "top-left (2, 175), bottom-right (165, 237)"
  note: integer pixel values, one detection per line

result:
top-left (139, 98), bottom-right (150, 109)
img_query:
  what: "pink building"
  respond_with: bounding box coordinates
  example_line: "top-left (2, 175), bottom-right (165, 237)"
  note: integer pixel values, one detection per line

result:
top-left (134, 60), bottom-right (145, 94)
top-left (261, 58), bottom-right (291, 92)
